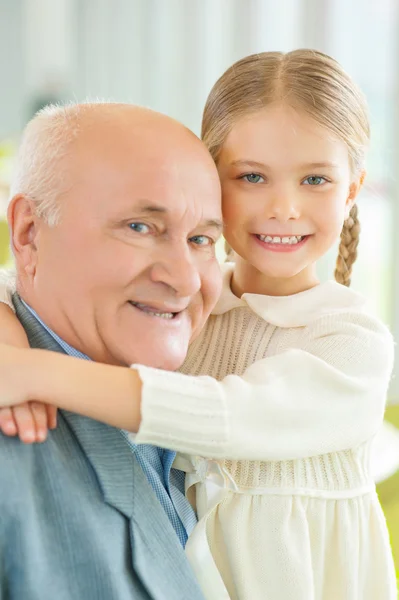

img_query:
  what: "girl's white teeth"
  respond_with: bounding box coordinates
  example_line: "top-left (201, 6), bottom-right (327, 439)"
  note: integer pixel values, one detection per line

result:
top-left (258, 235), bottom-right (303, 244)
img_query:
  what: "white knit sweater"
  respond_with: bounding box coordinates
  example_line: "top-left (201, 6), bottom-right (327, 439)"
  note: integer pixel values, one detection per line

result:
top-left (0, 267), bottom-right (396, 599)
top-left (135, 265), bottom-right (393, 462)
top-left (133, 265), bottom-right (396, 600)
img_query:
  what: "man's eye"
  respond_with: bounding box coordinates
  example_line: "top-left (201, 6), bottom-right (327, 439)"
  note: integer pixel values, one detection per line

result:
top-left (190, 235), bottom-right (214, 247)
top-left (302, 176), bottom-right (327, 186)
top-left (241, 173), bottom-right (264, 184)
top-left (128, 222), bottom-right (150, 233)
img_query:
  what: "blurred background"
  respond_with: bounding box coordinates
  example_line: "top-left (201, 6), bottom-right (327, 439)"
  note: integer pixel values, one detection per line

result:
top-left (1, 0), bottom-right (399, 583)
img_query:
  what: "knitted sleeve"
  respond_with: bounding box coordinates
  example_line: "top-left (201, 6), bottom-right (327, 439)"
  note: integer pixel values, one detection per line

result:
top-left (0, 268), bottom-right (16, 311)
top-left (134, 311), bottom-right (394, 461)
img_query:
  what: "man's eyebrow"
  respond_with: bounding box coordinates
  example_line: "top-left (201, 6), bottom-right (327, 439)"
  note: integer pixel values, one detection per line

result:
top-left (202, 219), bottom-right (223, 231)
top-left (135, 203), bottom-right (168, 214)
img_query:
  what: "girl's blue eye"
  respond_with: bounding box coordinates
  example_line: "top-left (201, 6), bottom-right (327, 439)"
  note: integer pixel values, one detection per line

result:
top-left (303, 176), bottom-right (327, 186)
top-left (242, 173), bottom-right (264, 184)
top-left (129, 222), bottom-right (150, 233)
top-left (190, 235), bottom-right (213, 247)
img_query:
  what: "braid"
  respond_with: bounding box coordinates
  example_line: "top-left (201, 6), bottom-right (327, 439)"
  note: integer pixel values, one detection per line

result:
top-left (334, 204), bottom-right (360, 287)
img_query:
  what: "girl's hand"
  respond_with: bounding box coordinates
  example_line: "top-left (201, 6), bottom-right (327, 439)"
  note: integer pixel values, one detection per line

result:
top-left (0, 342), bottom-right (57, 442)
top-left (0, 403), bottom-right (57, 443)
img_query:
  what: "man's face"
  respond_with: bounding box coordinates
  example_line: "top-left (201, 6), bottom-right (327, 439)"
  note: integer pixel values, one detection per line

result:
top-left (28, 116), bottom-right (223, 369)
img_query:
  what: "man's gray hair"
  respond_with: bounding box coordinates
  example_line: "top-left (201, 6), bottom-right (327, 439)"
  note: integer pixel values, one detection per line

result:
top-left (9, 101), bottom-right (110, 226)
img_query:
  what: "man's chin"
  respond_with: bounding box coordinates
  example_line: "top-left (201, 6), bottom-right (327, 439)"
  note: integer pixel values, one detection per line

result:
top-left (141, 357), bottom-right (185, 371)
top-left (115, 308), bottom-right (193, 370)
top-left (121, 344), bottom-right (190, 372)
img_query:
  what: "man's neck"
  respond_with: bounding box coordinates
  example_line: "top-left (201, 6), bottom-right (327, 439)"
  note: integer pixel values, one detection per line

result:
top-left (20, 297), bottom-right (90, 361)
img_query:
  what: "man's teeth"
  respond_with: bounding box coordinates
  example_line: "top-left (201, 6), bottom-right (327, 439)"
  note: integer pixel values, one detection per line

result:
top-left (131, 302), bottom-right (175, 319)
top-left (257, 235), bottom-right (304, 245)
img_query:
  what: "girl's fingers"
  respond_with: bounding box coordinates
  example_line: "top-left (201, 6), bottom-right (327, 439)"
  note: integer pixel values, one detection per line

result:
top-left (0, 403), bottom-right (55, 443)
top-left (46, 405), bottom-right (58, 430)
top-left (12, 402), bottom-right (39, 443)
top-left (30, 402), bottom-right (50, 442)
top-left (0, 407), bottom-right (18, 436)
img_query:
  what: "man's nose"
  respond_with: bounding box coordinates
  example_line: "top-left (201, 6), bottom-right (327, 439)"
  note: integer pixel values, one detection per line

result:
top-left (150, 246), bottom-right (202, 298)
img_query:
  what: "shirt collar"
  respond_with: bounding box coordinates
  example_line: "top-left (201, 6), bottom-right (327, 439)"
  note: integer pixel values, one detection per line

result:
top-left (212, 263), bottom-right (366, 328)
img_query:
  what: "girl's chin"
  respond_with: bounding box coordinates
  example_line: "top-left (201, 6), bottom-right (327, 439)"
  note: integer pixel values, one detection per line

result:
top-left (251, 260), bottom-right (307, 281)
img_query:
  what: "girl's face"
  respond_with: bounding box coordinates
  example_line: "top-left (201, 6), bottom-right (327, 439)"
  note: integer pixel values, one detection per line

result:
top-left (217, 104), bottom-right (363, 295)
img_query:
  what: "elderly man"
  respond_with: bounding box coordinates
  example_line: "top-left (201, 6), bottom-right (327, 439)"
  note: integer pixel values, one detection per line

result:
top-left (0, 103), bottom-right (222, 599)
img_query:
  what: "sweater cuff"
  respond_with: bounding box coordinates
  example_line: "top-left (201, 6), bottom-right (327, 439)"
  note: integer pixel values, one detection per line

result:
top-left (133, 364), bottom-right (228, 455)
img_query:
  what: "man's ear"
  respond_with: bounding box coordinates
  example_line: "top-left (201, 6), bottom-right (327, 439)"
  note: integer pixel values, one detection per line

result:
top-left (7, 194), bottom-right (39, 278)
top-left (345, 170), bottom-right (366, 219)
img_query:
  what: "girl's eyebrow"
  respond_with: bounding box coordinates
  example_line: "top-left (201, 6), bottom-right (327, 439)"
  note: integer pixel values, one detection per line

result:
top-left (230, 160), bottom-right (340, 170)
top-left (299, 161), bottom-right (340, 170)
top-left (230, 160), bottom-right (266, 169)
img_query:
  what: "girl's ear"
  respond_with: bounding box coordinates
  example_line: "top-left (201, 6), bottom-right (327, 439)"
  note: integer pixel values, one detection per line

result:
top-left (345, 170), bottom-right (366, 219)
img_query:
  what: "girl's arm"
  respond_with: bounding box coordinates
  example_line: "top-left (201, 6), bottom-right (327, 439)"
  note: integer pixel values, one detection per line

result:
top-left (0, 270), bottom-right (57, 441)
top-left (0, 269), bottom-right (27, 345)
top-left (0, 344), bottom-right (142, 431)
top-left (0, 309), bottom-right (394, 461)
top-left (0, 302), bottom-right (29, 346)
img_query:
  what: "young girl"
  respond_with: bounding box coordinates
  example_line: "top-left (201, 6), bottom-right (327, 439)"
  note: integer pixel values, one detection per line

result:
top-left (0, 50), bottom-right (396, 600)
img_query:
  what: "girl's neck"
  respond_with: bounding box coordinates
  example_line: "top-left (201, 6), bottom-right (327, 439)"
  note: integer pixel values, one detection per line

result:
top-left (231, 256), bottom-right (320, 298)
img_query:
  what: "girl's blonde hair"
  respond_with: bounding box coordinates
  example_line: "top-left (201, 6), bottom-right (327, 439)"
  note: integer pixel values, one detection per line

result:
top-left (201, 50), bottom-right (369, 286)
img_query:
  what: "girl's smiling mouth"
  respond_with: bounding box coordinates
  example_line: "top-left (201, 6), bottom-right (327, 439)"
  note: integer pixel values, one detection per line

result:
top-left (253, 233), bottom-right (311, 252)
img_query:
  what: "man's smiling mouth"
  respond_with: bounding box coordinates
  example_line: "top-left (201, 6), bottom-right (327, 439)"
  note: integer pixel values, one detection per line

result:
top-left (129, 301), bottom-right (178, 320)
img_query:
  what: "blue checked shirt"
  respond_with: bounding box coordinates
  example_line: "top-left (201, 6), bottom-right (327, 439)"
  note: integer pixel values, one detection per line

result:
top-left (22, 301), bottom-right (197, 546)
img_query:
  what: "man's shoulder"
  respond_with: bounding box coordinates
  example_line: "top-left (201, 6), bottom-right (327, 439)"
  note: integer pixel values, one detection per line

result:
top-left (0, 414), bottom-right (108, 538)
top-left (0, 427), bottom-right (50, 468)
top-left (0, 412), bottom-right (96, 516)
top-left (0, 433), bottom-right (35, 483)
top-left (0, 415), bottom-right (71, 490)
top-left (0, 434), bottom-right (49, 530)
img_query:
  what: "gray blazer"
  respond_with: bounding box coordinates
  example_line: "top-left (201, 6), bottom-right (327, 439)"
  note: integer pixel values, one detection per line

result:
top-left (0, 295), bottom-right (204, 600)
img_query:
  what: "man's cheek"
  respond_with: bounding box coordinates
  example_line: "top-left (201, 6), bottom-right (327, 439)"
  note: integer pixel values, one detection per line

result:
top-left (208, 266), bottom-right (223, 306)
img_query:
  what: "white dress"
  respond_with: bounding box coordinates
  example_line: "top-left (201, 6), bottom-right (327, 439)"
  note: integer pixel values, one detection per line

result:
top-left (134, 265), bottom-right (397, 600)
